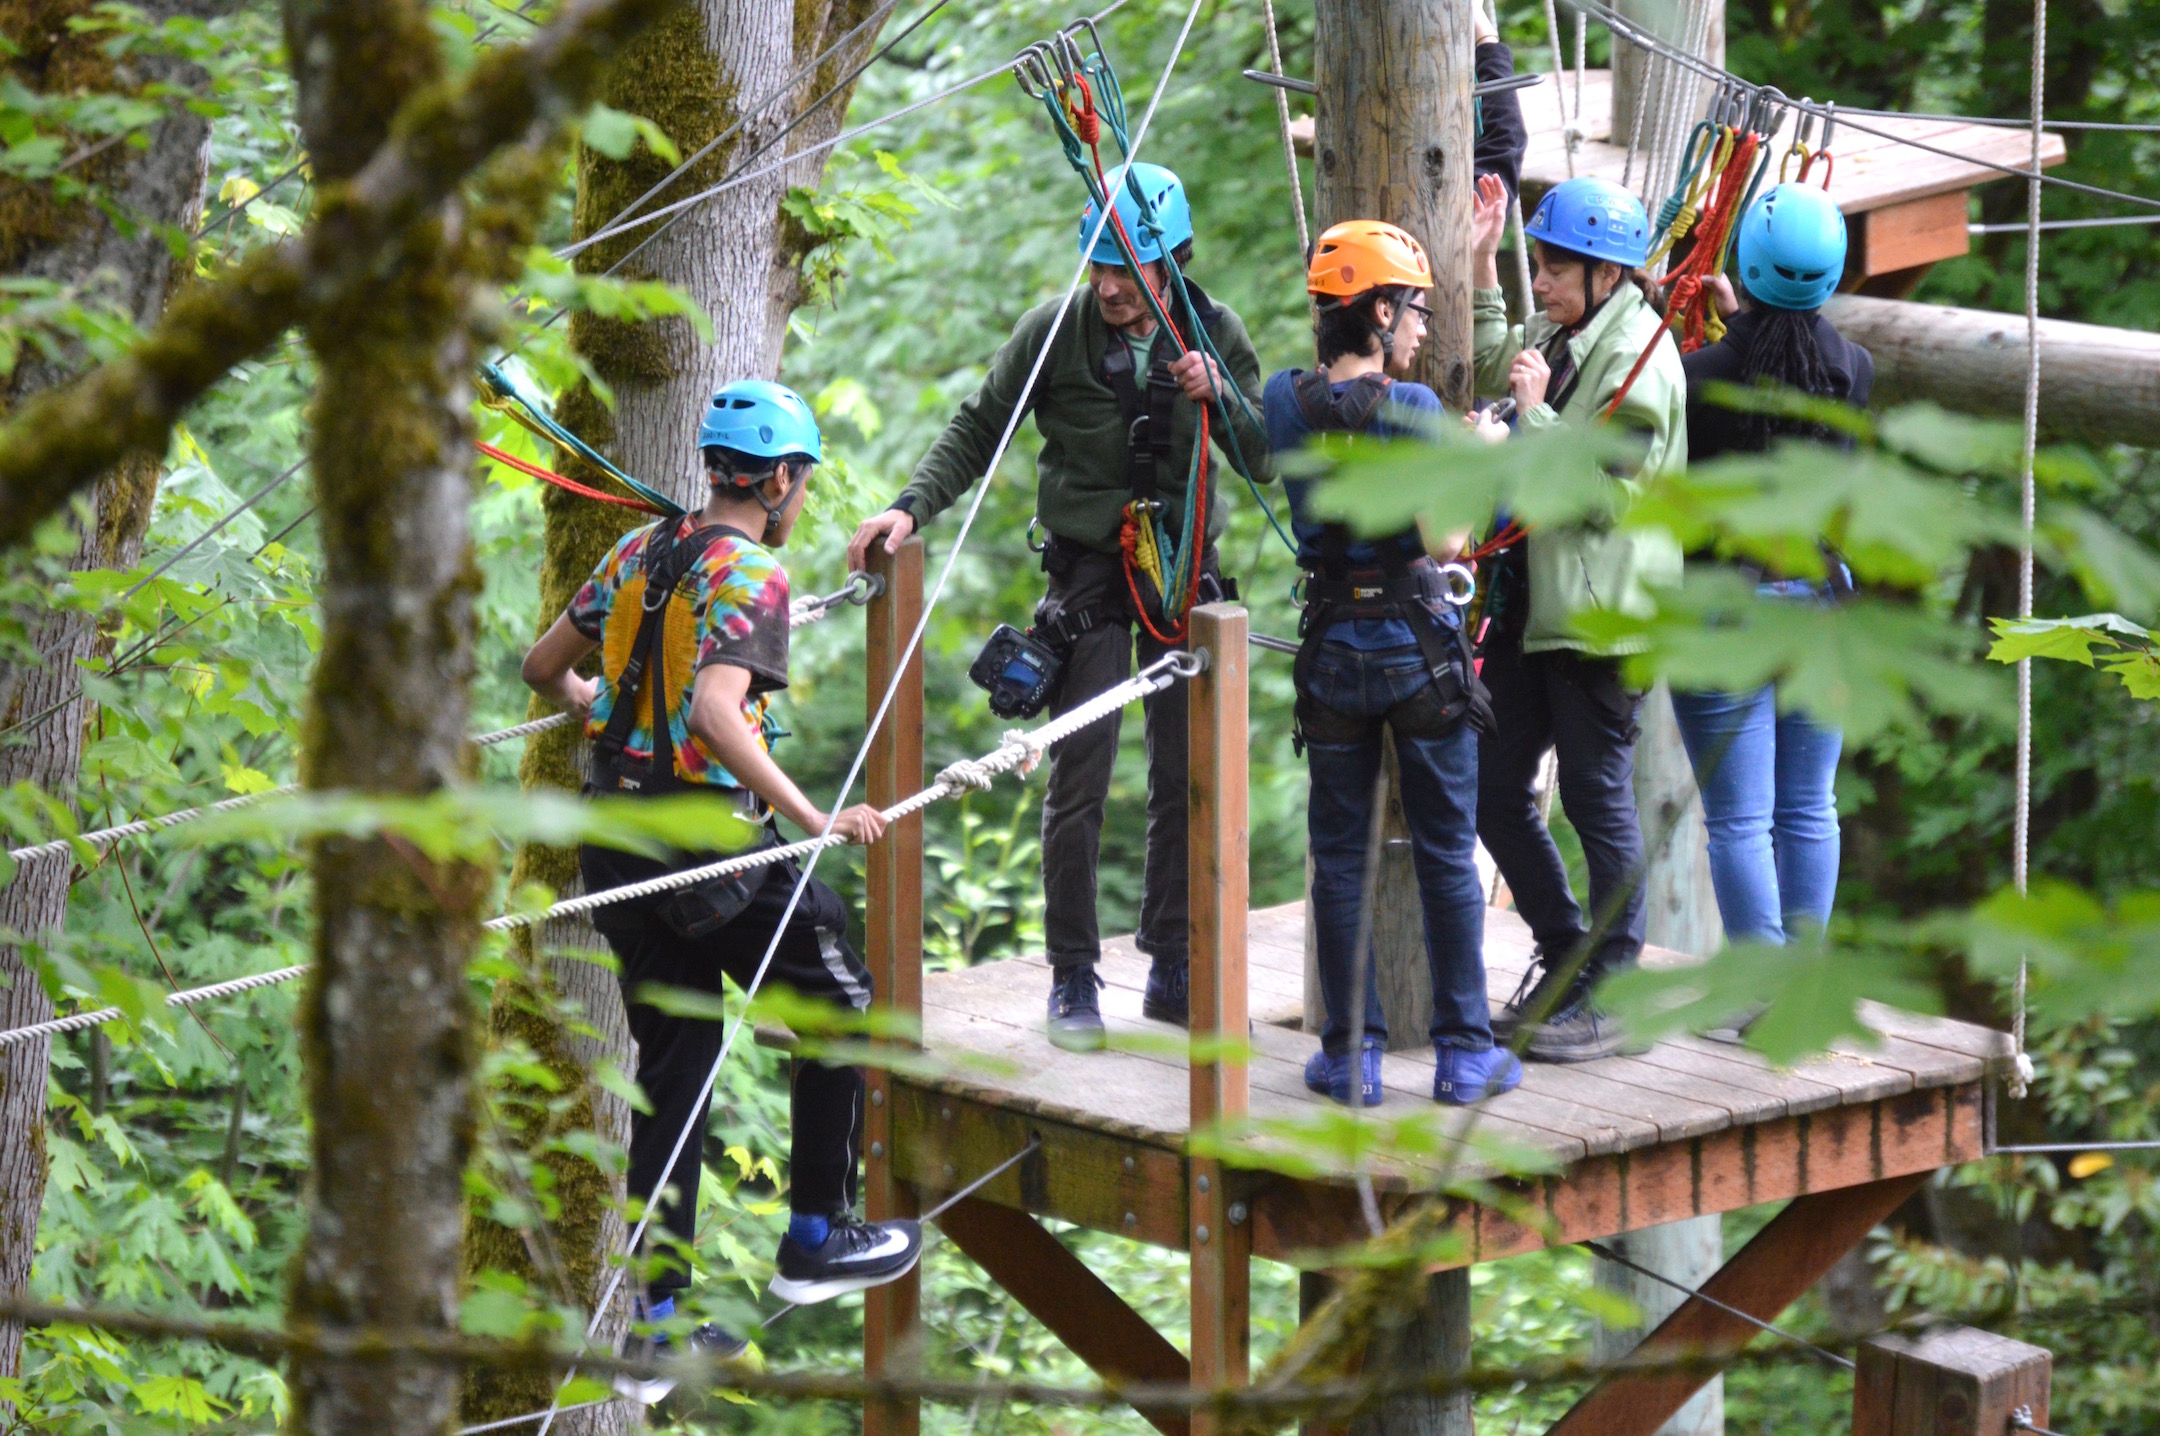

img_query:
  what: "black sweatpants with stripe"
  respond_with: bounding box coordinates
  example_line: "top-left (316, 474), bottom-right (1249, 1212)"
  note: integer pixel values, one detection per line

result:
top-left (582, 843), bottom-right (873, 1299)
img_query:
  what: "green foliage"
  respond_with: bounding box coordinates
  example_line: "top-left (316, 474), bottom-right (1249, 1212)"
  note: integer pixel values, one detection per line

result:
top-left (1991, 612), bottom-right (2160, 701)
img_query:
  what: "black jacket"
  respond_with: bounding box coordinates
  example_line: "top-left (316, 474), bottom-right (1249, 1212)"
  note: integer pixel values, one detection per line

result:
top-left (1680, 307), bottom-right (1875, 464)
top-left (1475, 43), bottom-right (1529, 200)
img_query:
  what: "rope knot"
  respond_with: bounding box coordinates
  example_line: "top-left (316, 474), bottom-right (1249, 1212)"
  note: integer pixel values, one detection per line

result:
top-left (935, 757), bottom-right (997, 794)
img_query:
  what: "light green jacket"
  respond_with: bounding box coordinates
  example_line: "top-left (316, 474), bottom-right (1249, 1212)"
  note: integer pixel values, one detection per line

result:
top-left (1472, 283), bottom-right (1686, 655)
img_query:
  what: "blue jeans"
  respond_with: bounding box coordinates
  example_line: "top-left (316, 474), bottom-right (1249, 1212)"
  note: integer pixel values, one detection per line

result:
top-left (1298, 641), bottom-right (1491, 1054)
top-left (1668, 686), bottom-right (1843, 944)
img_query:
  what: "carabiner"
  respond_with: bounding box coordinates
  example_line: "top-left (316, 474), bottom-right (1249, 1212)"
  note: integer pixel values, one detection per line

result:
top-left (1027, 517), bottom-right (1049, 554)
top-left (1436, 563), bottom-right (1477, 608)
top-left (1061, 15), bottom-right (1107, 67)
top-left (1012, 45), bottom-right (1055, 100)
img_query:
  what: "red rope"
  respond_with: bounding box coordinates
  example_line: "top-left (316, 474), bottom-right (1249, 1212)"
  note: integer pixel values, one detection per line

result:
top-left (477, 440), bottom-right (664, 515)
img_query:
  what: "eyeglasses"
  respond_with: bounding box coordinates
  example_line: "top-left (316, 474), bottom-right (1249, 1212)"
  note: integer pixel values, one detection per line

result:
top-left (1405, 301), bottom-right (1434, 319)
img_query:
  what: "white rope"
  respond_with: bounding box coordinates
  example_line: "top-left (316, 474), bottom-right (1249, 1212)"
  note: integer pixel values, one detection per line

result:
top-left (1259, 0), bottom-right (1310, 258)
top-left (2009, 0), bottom-right (2046, 1101)
top-left (0, 660), bottom-right (1196, 1050)
top-left (526, 15), bottom-right (1215, 1429)
top-left (0, 965), bottom-right (308, 1049)
top-left (1542, 0), bottom-right (1577, 176)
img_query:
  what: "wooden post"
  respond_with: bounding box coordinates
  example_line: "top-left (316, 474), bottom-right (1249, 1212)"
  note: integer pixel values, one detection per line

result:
top-left (1853, 1328), bottom-right (2050, 1436)
top-left (1594, 682), bottom-right (1727, 1436)
top-left (1608, 0), bottom-right (1724, 201)
top-left (1188, 603), bottom-right (1251, 1436)
top-left (863, 536), bottom-right (924, 1436)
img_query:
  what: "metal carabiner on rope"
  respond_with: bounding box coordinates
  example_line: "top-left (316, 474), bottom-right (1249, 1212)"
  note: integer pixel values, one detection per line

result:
top-left (1811, 102), bottom-right (1837, 187)
top-left (1060, 15), bottom-right (1107, 68)
top-left (1782, 100), bottom-right (1817, 182)
top-left (1012, 45), bottom-right (1056, 100)
top-left (1026, 517), bottom-right (1048, 554)
top-left (1047, 29), bottom-right (1086, 87)
top-left (1436, 563), bottom-right (1477, 608)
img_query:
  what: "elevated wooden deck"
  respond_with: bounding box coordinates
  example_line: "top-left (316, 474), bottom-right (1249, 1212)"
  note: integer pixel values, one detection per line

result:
top-left (1518, 69), bottom-right (2068, 290)
top-left (885, 900), bottom-right (2005, 1265)
top-left (851, 550), bottom-right (2014, 1436)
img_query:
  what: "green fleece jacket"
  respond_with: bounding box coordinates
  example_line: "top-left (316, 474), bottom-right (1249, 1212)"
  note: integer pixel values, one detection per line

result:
top-left (892, 283), bottom-right (1274, 554)
top-left (1472, 282), bottom-right (1687, 655)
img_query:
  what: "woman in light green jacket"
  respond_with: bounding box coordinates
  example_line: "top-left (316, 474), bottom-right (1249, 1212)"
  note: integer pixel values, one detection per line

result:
top-left (1466, 172), bottom-right (1685, 1064)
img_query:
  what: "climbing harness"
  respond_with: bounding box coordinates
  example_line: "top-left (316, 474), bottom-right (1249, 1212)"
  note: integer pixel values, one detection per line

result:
top-left (1016, 24), bottom-right (1292, 641)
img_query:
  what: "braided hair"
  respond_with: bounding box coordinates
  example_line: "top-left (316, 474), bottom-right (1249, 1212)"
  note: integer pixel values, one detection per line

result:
top-left (1734, 294), bottom-right (1837, 450)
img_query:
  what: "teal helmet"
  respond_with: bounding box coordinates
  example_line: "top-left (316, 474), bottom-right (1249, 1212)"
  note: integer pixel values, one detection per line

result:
top-left (1735, 184), bottom-right (1847, 311)
top-left (1524, 176), bottom-right (1653, 269)
top-left (698, 379), bottom-right (823, 464)
top-left (1079, 161), bottom-right (1194, 265)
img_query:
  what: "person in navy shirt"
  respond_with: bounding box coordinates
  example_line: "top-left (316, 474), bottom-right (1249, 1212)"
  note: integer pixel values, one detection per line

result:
top-left (1263, 218), bottom-right (1519, 1109)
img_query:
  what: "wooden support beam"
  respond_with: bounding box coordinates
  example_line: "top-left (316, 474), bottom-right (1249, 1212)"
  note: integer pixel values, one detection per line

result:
top-left (1188, 603), bottom-right (1251, 1436)
top-left (1847, 191), bottom-right (1972, 279)
top-left (936, 1196), bottom-right (1192, 1436)
top-left (1853, 1327), bottom-right (2051, 1436)
top-left (1546, 1172), bottom-right (1928, 1436)
top-left (863, 537), bottom-right (925, 1436)
top-left (1823, 292), bottom-right (2160, 447)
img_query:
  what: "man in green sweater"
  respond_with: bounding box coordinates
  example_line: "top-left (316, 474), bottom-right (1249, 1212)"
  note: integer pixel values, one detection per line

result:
top-left (847, 163), bottom-right (1272, 1050)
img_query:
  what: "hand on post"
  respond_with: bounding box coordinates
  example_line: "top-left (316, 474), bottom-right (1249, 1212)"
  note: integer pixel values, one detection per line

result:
top-left (846, 508), bottom-right (916, 572)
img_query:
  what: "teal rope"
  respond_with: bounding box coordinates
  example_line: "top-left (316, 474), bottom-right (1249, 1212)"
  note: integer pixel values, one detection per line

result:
top-left (478, 363), bottom-right (686, 518)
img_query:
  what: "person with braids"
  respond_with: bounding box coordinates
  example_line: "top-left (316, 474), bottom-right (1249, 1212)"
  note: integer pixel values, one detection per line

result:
top-left (1672, 184), bottom-right (1872, 986)
top-left (1469, 172), bottom-right (1687, 1064)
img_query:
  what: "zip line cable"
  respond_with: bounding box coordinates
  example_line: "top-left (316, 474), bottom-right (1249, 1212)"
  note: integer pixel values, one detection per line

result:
top-left (522, 9), bottom-right (1208, 1430)
top-left (1582, 1240), bottom-right (1856, 1372)
top-left (1834, 103), bottom-right (2160, 133)
top-left (556, 0), bottom-right (944, 262)
top-left (1971, 212), bottom-right (2160, 231)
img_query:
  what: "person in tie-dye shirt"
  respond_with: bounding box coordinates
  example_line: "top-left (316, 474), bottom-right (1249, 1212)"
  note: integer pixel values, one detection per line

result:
top-left (521, 380), bottom-right (919, 1391)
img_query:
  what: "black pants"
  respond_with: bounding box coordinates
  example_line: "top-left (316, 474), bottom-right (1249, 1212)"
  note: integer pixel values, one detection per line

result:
top-left (1035, 544), bottom-right (1203, 971)
top-left (582, 842), bottom-right (873, 1298)
top-left (1474, 640), bottom-right (1647, 986)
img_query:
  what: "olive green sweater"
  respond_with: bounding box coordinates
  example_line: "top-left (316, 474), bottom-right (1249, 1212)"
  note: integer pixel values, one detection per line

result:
top-left (891, 284), bottom-right (1274, 554)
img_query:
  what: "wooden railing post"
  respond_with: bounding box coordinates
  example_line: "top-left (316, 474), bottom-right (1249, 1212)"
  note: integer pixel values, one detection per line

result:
top-left (863, 537), bottom-right (924, 1436)
top-left (1187, 603), bottom-right (1250, 1436)
top-left (1854, 1328), bottom-right (2051, 1436)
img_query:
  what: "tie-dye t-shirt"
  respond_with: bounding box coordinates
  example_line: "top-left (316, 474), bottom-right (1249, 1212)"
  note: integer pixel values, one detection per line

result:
top-left (568, 519), bottom-right (790, 789)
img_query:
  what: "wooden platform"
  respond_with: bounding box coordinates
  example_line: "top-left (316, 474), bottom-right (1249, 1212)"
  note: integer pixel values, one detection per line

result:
top-left (881, 900), bottom-right (2007, 1266)
top-left (1519, 69), bottom-right (2068, 289)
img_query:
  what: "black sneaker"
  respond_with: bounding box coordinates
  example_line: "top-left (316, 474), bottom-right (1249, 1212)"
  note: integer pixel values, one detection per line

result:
top-left (1142, 958), bottom-right (1189, 1026)
top-left (1704, 1002), bottom-right (1768, 1046)
top-left (1492, 950), bottom-right (1572, 1044)
top-left (1047, 964), bottom-right (1106, 1051)
top-left (1523, 998), bottom-right (1629, 1063)
top-left (769, 1211), bottom-right (923, 1305)
top-left (615, 1321), bottom-right (749, 1404)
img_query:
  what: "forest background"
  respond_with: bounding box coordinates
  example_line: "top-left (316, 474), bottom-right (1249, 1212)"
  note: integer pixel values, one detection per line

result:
top-left (3, 0), bottom-right (2157, 1430)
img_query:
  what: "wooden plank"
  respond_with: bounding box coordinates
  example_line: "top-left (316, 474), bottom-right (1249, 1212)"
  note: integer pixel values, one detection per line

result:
top-left (863, 537), bottom-right (925, 1436)
top-left (1853, 1327), bottom-right (2050, 1436)
top-left (936, 1196), bottom-right (1193, 1436)
top-left (1546, 1173), bottom-right (1930, 1436)
top-left (1248, 1082), bottom-right (1984, 1263)
top-left (1187, 605), bottom-right (1251, 1424)
top-left (891, 1084), bottom-right (1189, 1248)
top-left (1855, 190), bottom-right (1971, 275)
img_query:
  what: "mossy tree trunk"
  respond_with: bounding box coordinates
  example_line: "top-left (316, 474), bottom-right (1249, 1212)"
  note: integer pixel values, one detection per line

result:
top-left (462, 2), bottom-right (889, 1430)
top-left (279, 0), bottom-right (529, 1428)
top-left (0, 0), bottom-right (212, 1384)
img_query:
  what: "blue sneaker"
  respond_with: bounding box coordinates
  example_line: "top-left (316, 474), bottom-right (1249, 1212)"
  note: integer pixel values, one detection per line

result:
top-left (1302, 1042), bottom-right (1383, 1107)
top-left (1142, 958), bottom-right (1189, 1026)
top-left (1047, 965), bottom-right (1106, 1051)
top-left (1433, 1045), bottom-right (1523, 1106)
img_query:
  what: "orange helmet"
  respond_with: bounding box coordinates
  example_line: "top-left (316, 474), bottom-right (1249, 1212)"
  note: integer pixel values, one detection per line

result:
top-left (1307, 220), bottom-right (1433, 299)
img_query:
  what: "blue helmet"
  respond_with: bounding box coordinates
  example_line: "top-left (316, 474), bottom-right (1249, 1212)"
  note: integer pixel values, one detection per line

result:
top-left (1524, 176), bottom-right (1653, 269)
top-left (697, 379), bottom-right (822, 464)
top-left (1079, 161), bottom-right (1194, 265)
top-left (1735, 184), bottom-right (1847, 311)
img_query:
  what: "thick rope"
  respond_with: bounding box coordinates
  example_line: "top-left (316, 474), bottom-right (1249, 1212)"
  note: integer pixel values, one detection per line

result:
top-left (1543, 0), bottom-right (1576, 176)
top-left (0, 659), bottom-right (1196, 1050)
top-left (1259, 0), bottom-right (1310, 259)
top-left (2009, 0), bottom-right (2046, 1101)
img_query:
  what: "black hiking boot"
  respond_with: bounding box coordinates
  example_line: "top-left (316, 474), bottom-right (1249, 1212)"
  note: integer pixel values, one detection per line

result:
top-left (1047, 964), bottom-right (1107, 1051)
top-left (1142, 957), bottom-right (1189, 1026)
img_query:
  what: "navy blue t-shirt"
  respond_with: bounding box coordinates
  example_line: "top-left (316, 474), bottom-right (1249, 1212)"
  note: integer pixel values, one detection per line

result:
top-left (1263, 369), bottom-right (1451, 650)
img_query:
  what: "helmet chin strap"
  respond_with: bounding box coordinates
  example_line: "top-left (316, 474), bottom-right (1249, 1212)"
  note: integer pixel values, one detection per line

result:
top-left (717, 462), bottom-right (810, 545)
top-left (1378, 297), bottom-right (1408, 362)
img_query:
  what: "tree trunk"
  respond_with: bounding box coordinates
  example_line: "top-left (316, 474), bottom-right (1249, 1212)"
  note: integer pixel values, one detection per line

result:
top-left (0, 0), bottom-right (211, 1383)
top-left (461, 4), bottom-right (891, 1429)
top-left (281, 0), bottom-right (498, 1429)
